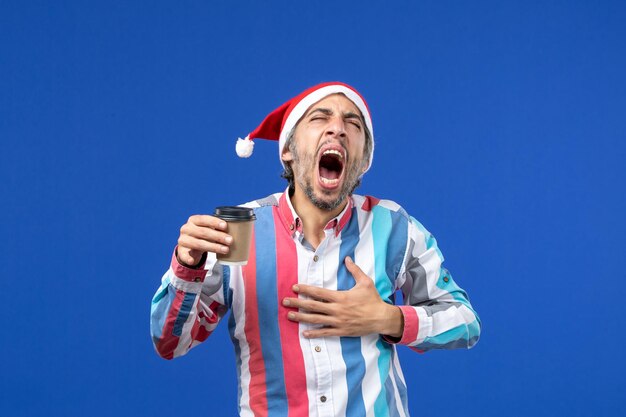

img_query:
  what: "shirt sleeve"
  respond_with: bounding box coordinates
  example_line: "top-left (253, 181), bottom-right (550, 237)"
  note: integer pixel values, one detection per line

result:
top-left (149, 247), bottom-right (229, 359)
top-left (390, 217), bottom-right (481, 352)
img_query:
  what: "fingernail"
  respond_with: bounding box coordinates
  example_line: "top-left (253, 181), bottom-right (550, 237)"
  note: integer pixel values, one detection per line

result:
top-left (225, 236), bottom-right (233, 244)
top-left (283, 299), bottom-right (290, 306)
top-left (292, 285), bottom-right (299, 292)
top-left (221, 246), bottom-right (229, 253)
top-left (220, 222), bottom-right (227, 229)
top-left (288, 312), bottom-right (296, 319)
top-left (345, 256), bottom-right (353, 263)
top-left (303, 331), bottom-right (310, 338)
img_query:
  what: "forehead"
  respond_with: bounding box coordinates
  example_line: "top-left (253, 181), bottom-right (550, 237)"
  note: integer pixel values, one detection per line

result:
top-left (304, 93), bottom-right (362, 115)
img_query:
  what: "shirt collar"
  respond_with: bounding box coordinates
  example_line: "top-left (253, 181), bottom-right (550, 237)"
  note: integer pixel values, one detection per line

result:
top-left (278, 188), bottom-right (353, 237)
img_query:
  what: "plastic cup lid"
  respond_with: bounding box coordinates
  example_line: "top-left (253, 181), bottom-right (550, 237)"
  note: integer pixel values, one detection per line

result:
top-left (214, 206), bottom-right (256, 222)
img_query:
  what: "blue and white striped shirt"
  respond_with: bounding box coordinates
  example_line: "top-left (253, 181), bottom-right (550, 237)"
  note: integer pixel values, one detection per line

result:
top-left (151, 190), bottom-right (481, 416)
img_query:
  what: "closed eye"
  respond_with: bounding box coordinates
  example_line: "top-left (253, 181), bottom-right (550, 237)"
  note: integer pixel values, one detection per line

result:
top-left (345, 118), bottom-right (362, 130)
top-left (344, 111), bottom-right (364, 130)
top-left (307, 108), bottom-right (333, 121)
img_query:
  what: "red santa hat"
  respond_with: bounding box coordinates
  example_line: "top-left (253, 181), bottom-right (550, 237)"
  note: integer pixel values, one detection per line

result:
top-left (236, 81), bottom-right (374, 172)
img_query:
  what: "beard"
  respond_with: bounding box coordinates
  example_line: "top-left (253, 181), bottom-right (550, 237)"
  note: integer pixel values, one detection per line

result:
top-left (291, 142), bottom-right (364, 211)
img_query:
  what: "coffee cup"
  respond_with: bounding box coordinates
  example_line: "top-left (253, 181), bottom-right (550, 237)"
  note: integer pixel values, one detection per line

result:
top-left (214, 206), bottom-right (256, 266)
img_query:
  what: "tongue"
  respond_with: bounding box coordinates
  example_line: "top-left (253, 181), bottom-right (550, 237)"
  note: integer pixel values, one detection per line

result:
top-left (320, 166), bottom-right (340, 180)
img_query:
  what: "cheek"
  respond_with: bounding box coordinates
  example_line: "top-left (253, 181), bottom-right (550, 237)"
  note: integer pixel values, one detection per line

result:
top-left (351, 144), bottom-right (367, 164)
top-left (296, 144), bottom-right (317, 164)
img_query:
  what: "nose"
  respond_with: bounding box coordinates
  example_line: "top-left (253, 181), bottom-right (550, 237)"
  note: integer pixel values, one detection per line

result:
top-left (324, 116), bottom-right (347, 139)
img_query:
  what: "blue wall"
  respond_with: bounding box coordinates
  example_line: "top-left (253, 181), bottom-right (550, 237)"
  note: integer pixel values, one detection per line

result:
top-left (1, 1), bottom-right (624, 415)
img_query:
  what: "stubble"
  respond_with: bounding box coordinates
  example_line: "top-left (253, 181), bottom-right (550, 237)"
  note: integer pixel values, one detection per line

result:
top-left (291, 141), bottom-right (364, 211)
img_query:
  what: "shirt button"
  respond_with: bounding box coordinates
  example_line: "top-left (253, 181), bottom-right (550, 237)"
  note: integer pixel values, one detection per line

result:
top-left (320, 396), bottom-right (327, 403)
top-left (193, 277), bottom-right (201, 283)
top-left (289, 224), bottom-right (295, 231)
top-left (313, 255), bottom-right (319, 262)
top-left (443, 276), bottom-right (450, 283)
top-left (315, 345), bottom-right (321, 352)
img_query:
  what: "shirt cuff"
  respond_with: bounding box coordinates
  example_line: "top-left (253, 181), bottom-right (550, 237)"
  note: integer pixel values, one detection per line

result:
top-left (171, 247), bottom-right (208, 283)
top-left (383, 306), bottom-right (419, 345)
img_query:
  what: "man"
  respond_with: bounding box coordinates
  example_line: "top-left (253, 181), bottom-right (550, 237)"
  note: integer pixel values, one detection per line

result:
top-left (151, 82), bottom-right (480, 417)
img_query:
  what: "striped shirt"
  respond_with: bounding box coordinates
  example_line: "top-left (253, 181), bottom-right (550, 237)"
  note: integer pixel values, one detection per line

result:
top-left (150, 190), bottom-right (481, 417)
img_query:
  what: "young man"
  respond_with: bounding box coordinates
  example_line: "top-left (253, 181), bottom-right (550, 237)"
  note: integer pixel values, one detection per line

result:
top-left (151, 82), bottom-right (481, 417)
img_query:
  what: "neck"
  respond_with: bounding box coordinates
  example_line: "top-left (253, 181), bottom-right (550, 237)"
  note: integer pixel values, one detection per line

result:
top-left (290, 186), bottom-right (347, 248)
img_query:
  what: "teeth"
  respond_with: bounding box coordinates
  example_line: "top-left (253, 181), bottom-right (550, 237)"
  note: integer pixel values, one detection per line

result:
top-left (323, 149), bottom-right (343, 159)
top-left (320, 177), bottom-right (339, 185)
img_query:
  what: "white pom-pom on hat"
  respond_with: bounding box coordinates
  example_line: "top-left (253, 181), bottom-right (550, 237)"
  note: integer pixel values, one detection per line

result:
top-left (236, 82), bottom-right (374, 172)
top-left (236, 136), bottom-right (254, 158)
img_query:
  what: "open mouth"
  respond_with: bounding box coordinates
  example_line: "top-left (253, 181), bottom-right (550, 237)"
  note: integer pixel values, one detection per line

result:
top-left (318, 147), bottom-right (345, 188)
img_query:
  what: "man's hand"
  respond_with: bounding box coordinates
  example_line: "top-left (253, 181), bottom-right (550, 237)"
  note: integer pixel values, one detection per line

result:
top-left (177, 215), bottom-right (232, 267)
top-left (282, 257), bottom-right (404, 339)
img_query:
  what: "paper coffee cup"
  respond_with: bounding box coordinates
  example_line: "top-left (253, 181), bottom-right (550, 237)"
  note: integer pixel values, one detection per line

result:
top-left (214, 206), bottom-right (256, 266)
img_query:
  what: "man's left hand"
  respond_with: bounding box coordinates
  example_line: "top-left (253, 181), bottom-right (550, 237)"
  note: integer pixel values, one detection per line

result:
top-left (282, 256), bottom-right (404, 339)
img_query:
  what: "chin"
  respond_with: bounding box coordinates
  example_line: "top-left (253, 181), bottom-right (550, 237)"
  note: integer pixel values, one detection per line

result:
top-left (304, 183), bottom-right (346, 212)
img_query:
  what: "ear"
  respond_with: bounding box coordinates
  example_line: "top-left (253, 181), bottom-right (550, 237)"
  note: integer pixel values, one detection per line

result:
top-left (360, 159), bottom-right (369, 175)
top-left (281, 146), bottom-right (294, 163)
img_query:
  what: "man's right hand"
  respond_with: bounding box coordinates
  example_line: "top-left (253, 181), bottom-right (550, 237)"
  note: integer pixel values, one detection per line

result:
top-left (177, 215), bottom-right (232, 267)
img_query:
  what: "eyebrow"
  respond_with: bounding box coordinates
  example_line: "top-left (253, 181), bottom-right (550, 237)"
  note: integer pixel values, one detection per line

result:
top-left (306, 108), bottom-right (333, 117)
top-left (343, 111), bottom-right (364, 124)
top-left (306, 108), bottom-right (364, 124)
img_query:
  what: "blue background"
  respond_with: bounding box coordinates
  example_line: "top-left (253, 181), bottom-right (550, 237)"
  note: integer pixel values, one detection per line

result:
top-left (1, 1), bottom-right (624, 416)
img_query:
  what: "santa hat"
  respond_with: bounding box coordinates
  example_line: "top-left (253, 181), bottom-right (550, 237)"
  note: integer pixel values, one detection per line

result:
top-left (236, 81), bottom-right (374, 171)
